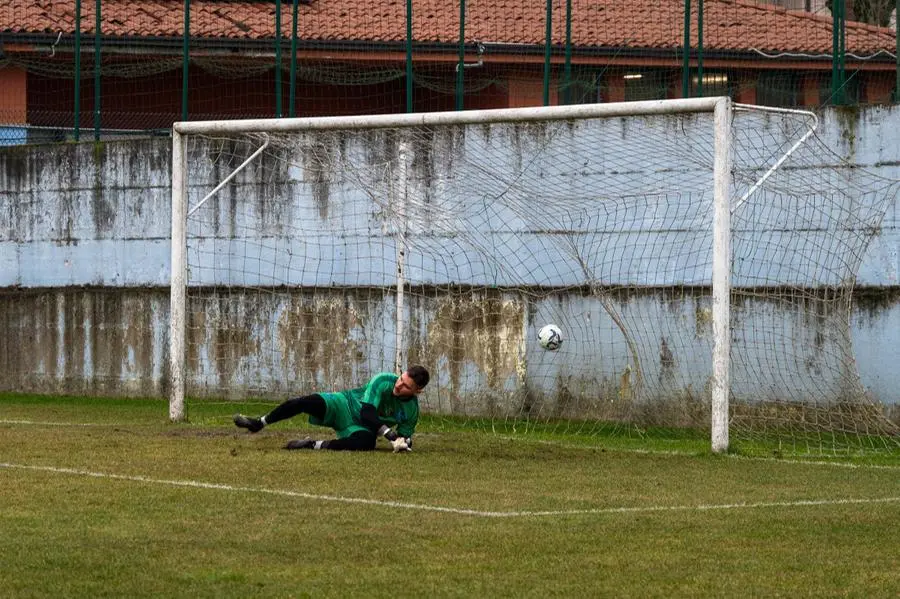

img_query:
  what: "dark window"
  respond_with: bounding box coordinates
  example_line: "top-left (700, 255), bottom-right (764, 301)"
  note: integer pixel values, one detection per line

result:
top-left (690, 72), bottom-right (730, 98)
top-left (623, 70), bottom-right (672, 102)
top-left (819, 73), bottom-right (861, 105)
top-left (756, 71), bottom-right (799, 107)
top-left (559, 68), bottom-right (602, 105)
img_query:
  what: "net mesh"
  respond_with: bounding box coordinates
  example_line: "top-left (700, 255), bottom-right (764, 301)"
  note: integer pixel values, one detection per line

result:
top-left (181, 104), bottom-right (900, 454)
top-left (729, 105), bottom-right (900, 453)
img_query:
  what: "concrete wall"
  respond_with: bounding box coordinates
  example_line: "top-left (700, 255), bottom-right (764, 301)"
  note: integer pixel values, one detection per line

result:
top-left (1, 106), bottom-right (899, 424)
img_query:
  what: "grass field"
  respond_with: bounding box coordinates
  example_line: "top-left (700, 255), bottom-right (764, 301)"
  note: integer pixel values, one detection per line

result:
top-left (2, 394), bottom-right (899, 598)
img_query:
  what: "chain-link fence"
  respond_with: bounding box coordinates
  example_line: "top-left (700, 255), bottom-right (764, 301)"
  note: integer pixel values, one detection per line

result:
top-left (1, 0), bottom-right (898, 144)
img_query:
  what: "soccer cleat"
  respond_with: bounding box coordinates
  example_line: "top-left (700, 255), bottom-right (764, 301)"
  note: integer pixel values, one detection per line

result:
top-left (284, 437), bottom-right (316, 450)
top-left (233, 413), bottom-right (264, 433)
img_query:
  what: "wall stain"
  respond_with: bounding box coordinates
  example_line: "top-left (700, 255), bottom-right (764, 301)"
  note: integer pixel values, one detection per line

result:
top-left (834, 105), bottom-right (860, 157)
top-left (91, 142), bottom-right (116, 237)
top-left (303, 133), bottom-right (336, 220)
top-left (853, 286), bottom-right (900, 321)
top-left (659, 337), bottom-right (675, 383)
top-left (90, 290), bottom-right (125, 393)
top-left (276, 291), bottom-right (368, 392)
top-left (422, 290), bottom-right (525, 415)
top-left (0, 288), bottom-right (164, 397)
top-left (62, 290), bottom-right (88, 388)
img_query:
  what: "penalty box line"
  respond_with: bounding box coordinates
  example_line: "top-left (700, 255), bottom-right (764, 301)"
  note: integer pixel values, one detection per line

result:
top-left (2, 461), bottom-right (899, 519)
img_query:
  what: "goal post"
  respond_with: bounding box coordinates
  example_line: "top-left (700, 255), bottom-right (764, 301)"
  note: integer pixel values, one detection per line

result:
top-left (169, 97), bottom-right (898, 456)
top-left (711, 98), bottom-right (732, 453)
top-left (169, 126), bottom-right (187, 423)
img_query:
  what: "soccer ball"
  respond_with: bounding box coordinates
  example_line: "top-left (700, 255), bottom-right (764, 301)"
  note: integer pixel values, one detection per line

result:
top-left (538, 324), bottom-right (563, 350)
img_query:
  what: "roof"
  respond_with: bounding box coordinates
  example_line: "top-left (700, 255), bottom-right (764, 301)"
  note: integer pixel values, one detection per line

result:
top-left (1, 0), bottom-right (895, 57)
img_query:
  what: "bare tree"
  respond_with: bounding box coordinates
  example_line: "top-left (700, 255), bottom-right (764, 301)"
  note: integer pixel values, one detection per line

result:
top-left (826, 0), bottom-right (895, 26)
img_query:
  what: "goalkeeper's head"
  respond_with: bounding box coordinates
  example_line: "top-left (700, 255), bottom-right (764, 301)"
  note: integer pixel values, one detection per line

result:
top-left (394, 365), bottom-right (430, 398)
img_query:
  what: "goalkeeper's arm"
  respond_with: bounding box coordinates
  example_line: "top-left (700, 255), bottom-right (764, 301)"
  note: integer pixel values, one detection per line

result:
top-left (359, 403), bottom-right (412, 449)
top-left (376, 424), bottom-right (413, 450)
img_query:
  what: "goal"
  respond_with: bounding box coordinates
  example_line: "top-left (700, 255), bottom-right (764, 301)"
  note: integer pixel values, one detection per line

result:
top-left (169, 98), bottom-right (900, 455)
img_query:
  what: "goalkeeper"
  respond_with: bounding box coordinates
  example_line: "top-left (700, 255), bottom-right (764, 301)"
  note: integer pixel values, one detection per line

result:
top-left (233, 365), bottom-right (429, 452)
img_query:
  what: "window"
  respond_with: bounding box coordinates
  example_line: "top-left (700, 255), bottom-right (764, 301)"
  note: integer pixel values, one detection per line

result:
top-left (690, 72), bottom-right (730, 98)
top-left (622, 70), bottom-right (672, 102)
top-left (819, 73), bottom-right (861, 105)
top-left (559, 68), bottom-right (602, 105)
top-left (756, 71), bottom-right (799, 107)
top-left (766, 0), bottom-right (825, 11)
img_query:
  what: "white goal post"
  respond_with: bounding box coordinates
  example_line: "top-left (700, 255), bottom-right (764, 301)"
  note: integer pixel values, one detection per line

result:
top-left (169, 97), bottom-right (899, 455)
top-left (170, 97), bottom-right (733, 448)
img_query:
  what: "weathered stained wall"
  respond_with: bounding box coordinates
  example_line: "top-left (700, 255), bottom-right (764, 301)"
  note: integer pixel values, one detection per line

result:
top-left (0, 288), bottom-right (168, 397)
top-left (1, 106), bottom-right (899, 419)
top-left (0, 139), bottom-right (171, 286)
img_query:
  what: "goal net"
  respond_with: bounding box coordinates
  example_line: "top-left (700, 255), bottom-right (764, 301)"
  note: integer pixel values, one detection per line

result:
top-left (170, 99), bottom-right (899, 455)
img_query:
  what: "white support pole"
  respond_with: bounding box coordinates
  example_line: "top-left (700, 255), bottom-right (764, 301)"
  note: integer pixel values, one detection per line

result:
top-left (187, 134), bottom-right (270, 217)
top-left (169, 129), bottom-right (187, 422)
top-left (730, 104), bottom-right (818, 215)
top-left (394, 139), bottom-right (410, 373)
top-left (711, 98), bottom-right (733, 453)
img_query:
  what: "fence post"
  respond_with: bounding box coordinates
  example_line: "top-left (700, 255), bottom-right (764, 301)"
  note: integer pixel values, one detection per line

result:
top-left (682, 0), bottom-right (691, 98)
top-left (456, 0), bottom-right (466, 110)
top-left (831, 0), bottom-right (846, 105)
top-left (275, 0), bottom-right (282, 117)
top-left (94, 0), bottom-right (101, 141)
top-left (406, 0), bottom-right (414, 113)
top-left (182, 0), bottom-right (190, 121)
top-left (697, 0), bottom-right (704, 96)
top-left (543, 0), bottom-right (553, 106)
top-left (289, 0), bottom-right (298, 117)
top-left (74, 0), bottom-right (82, 140)
top-left (563, 0), bottom-right (572, 105)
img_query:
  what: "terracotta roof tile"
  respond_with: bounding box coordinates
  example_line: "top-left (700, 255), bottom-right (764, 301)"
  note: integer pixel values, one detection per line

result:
top-left (0, 1), bottom-right (894, 56)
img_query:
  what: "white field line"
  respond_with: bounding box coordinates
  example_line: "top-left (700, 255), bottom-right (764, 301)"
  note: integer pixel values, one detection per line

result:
top-left (725, 453), bottom-right (900, 472)
top-left (0, 420), bottom-right (110, 427)
top-left (2, 461), bottom-right (899, 519)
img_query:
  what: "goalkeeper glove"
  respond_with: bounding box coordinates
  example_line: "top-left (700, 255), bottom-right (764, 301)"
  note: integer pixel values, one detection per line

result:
top-left (378, 426), bottom-right (411, 452)
top-left (391, 437), bottom-right (412, 453)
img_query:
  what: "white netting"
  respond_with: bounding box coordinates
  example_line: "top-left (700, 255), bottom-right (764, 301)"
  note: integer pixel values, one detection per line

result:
top-left (179, 104), bottom-right (899, 454)
top-left (728, 106), bottom-right (899, 454)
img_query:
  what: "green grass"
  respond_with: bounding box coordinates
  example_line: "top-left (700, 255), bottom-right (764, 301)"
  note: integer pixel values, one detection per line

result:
top-left (1, 394), bottom-right (899, 598)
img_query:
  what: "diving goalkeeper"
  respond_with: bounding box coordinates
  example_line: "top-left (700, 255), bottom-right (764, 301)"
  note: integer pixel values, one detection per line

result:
top-left (233, 365), bottom-right (429, 452)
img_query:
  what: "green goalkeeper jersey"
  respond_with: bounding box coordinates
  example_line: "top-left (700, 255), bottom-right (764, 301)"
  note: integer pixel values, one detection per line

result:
top-left (322, 372), bottom-right (420, 438)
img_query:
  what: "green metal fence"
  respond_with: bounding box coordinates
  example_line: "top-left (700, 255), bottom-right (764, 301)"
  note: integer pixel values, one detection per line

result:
top-left (0, 0), bottom-right (898, 144)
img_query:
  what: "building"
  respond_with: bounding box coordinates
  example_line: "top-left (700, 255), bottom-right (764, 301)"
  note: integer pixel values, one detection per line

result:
top-left (767, 0), bottom-right (828, 16)
top-left (0, 0), bottom-right (897, 141)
